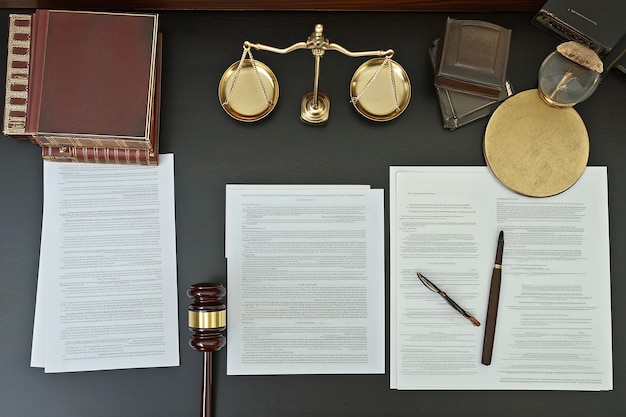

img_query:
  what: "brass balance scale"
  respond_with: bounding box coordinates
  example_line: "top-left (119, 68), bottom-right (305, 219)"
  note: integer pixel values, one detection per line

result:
top-left (219, 26), bottom-right (605, 199)
top-left (218, 24), bottom-right (411, 124)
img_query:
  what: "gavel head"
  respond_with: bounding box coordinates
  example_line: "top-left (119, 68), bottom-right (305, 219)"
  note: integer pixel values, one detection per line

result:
top-left (187, 283), bottom-right (226, 353)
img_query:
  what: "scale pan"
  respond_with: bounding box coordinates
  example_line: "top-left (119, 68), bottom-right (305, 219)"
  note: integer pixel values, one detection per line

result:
top-left (350, 58), bottom-right (411, 122)
top-left (218, 59), bottom-right (279, 122)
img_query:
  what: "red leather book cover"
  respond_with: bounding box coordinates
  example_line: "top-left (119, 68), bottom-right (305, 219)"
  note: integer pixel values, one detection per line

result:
top-left (41, 33), bottom-right (163, 165)
top-left (25, 10), bottom-right (158, 149)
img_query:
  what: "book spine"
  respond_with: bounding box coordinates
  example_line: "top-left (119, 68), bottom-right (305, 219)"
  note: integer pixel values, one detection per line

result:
top-left (42, 146), bottom-right (158, 166)
top-left (25, 9), bottom-right (48, 137)
top-left (3, 14), bottom-right (32, 137)
top-left (34, 135), bottom-right (153, 150)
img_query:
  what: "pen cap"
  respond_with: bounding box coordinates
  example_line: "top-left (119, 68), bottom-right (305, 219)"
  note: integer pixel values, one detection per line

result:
top-left (187, 283), bottom-right (226, 353)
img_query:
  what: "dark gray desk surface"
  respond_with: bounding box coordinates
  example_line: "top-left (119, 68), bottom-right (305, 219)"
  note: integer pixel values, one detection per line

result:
top-left (1, 9), bottom-right (625, 417)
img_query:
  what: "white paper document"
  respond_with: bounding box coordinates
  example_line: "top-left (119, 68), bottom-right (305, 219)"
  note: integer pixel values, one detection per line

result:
top-left (226, 185), bottom-right (385, 375)
top-left (390, 166), bottom-right (612, 391)
top-left (32, 154), bottom-right (179, 373)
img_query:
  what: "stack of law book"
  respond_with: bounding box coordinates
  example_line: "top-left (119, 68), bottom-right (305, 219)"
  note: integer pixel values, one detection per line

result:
top-left (431, 18), bottom-right (513, 130)
top-left (3, 10), bottom-right (162, 165)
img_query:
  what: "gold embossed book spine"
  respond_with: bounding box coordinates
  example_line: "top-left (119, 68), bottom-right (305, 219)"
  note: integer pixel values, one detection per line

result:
top-left (3, 14), bottom-right (32, 138)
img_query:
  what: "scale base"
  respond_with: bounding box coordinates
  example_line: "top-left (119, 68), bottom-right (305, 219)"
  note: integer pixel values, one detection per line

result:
top-left (300, 91), bottom-right (330, 125)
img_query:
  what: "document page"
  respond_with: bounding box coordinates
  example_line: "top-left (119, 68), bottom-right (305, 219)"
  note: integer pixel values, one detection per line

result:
top-left (390, 166), bottom-right (612, 391)
top-left (226, 186), bottom-right (385, 375)
top-left (32, 155), bottom-right (179, 373)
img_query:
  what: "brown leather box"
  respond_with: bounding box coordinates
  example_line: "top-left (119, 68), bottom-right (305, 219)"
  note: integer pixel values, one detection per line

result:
top-left (533, 0), bottom-right (626, 58)
top-left (434, 18), bottom-right (512, 99)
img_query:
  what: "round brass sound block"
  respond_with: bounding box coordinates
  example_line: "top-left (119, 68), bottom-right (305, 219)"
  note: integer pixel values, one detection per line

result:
top-left (483, 89), bottom-right (589, 198)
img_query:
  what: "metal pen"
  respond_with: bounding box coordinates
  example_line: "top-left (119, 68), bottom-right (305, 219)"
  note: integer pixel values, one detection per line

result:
top-left (416, 272), bottom-right (480, 327)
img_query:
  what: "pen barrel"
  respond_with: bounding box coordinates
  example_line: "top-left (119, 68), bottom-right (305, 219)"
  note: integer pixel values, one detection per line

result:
top-left (481, 267), bottom-right (502, 365)
top-left (443, 294), bottom-right (467, 317)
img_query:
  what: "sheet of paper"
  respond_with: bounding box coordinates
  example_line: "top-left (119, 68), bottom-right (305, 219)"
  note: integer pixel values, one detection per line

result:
top-left (225, 184), bottom-right (370, 258)
top-left (32, 154), bottom-right (179, 373)
top-left (390, 166), bottom-right (612, 391)
top-left (226, 186), bottom-right (385, 375)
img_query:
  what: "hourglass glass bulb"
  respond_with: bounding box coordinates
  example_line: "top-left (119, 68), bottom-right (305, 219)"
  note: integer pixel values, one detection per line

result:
top-left (538, 41), bottom-right (603, 107)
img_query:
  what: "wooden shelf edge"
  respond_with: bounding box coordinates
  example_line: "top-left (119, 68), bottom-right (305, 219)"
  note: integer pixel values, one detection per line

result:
top-left (1, 0), bottom-right (544, 12)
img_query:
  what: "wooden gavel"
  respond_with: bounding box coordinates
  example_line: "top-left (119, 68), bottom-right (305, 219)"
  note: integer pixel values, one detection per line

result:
top-left (187, 283), bottom-right (226, 417)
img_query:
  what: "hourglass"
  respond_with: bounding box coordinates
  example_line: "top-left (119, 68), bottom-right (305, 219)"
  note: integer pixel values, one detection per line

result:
top-left (218, 24), bottom-right (411, 125)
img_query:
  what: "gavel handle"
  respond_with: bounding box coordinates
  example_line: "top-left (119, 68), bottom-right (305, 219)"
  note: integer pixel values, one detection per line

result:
top-left (202, 351), bottom-right (213, 417)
